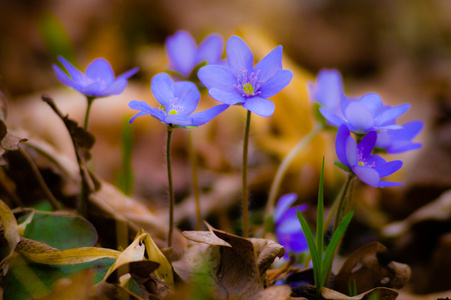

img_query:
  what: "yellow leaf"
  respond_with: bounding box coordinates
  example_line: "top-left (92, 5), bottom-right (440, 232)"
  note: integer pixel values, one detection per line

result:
top-left (0, 199), bottom-right (20, 275)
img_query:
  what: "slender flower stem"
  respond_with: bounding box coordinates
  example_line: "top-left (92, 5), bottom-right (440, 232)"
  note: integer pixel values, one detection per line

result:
top-left (242, 110), bottom-right (252, 238)
top-left (84, 96), bottom-right (95, 131)
top-left (166, 127), bottom-right (175, 248)
top-left (264, 122), bottom-right (323, 235)
top-left (324, 173), bottom-right (355, 287)
top-left (188, 130), bottom-right (202, 230)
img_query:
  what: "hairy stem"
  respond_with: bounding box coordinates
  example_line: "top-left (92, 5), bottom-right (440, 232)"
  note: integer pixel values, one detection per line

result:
top-left (242, 110), bottom-right (252, 238)
top-left (166, 127), bottom-right (175, 248)
top-left (83, 96), bottom-right (95, 131)
top-left (188, 130), bottom-right (202, 230)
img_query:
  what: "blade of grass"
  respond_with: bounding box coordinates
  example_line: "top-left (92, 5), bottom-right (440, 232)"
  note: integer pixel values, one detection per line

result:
top-left (297, 210), bottom-right (321, 297)
top-left (316, 157), bottom-right (325, 284)
top-left (321, 209), bottom-right (354, 287)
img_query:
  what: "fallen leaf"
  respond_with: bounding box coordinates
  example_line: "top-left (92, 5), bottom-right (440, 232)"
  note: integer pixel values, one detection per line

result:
top-left (35, 269), bottom-right (95, 300)
top-left (0, 199), bottom-right (20, 275)
top-left (322, 286), bottom-right (398, 300)
top-left (254, 284), bottom-right (292, 300)
top-left (333, 242), bottom-right (410, 295)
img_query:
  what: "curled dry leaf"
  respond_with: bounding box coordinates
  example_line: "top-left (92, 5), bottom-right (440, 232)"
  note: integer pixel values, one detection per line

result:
top-left (333, 242), bottom-right (410, 295)
top-left (103, 231), bottom-right (174, 289)
top-left (0, 199), bottom-right (20, 275)
top-left (322, 286), bottom-right (398, 300)
top-left (179, 224), bottom-right (285, 300)
top-left (35, 269), bottom-right (95, 300)
top-left (254, 284), bottom-right (292, 300)
top-left (16, 237), bottom-right (121, 265)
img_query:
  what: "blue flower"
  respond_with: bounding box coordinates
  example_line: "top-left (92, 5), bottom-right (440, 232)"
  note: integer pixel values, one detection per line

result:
top-left (166, 30), bottom-right (224, 78)
top-left (335, 124), bottom-right (403, 187)
top-left (129, 73), bottom-right (228, 127)
top-left (320, 93), bottom-right (410, 133)
top-left (376, 120), bottom-right (423, 153)
top-left (53, 56), bottom-right (138, 98)
top-left (274, 193), bottom-right (308, 254)
top-left (307, 69), bottom-right (343, 113)
top-left (198, 36), bottom-right (293, 117)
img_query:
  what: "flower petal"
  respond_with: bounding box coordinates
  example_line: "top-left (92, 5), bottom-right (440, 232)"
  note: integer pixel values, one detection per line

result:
top-left (116, 67), bottom-right (139, 81)
top-left (345, 134), bottom-right (357, 167)
top-left (173, 81), bottom-right (200, 115)
top-left (58, 56), bottom-right (84, 82)
top-left (357, 131), bottom-right (377, 159)
top-left (164, 115), bottom-right (193, 127)
top-left (53, 65), bottom-right (76, 89)
top-left (310, 69), bottom-right (343, 111)
top-left (208, 88), bottom-right (244, 105)
top-left (79, 82), bottom-right (102, 96)
top-left (190, 104), bottom-right (229, 126)
top-left (374, 160), bottom-right (403, 177)
top-left (254, 45), bottom-right (282, 83)
top-left (274, 193), bottom-right (297, 223)
top-left (259, 69), bottom-right (293, 98)
top-left (358, 93), bottom-right (383, 116)
top-left (96, 79), bottom-right (127, 97)
top-left (198, 65), bottom-right (237, 92)
top-left (387, 142), bottom-right (422, 154)
top-left (345, 102), bottom-right (375, 131)
top-left (392, 120), bottom-right (423, 140)
top-left (242, 96), bottom-right (275, 117)
top-left (226, 36), bottom-right (254, 76)
top-left (375, 104), bottom-right (410, 127)
top-left (165, 30), bottom-right (197, 77)
top-left (85, 58), bottom-right (115, 84)
top-left (352, 166), bottom-right (380, 187)
top-left (335, 125), bottom-right (350, 165)
top-left (319, 108), bottom-right (348, 128)
top-left (151, 73), bottom-right (175, 106)
top-left (195, 33), bottom-right (224, 65)
top-left (128, 100), bottom-right (165, 123)
top-left (378, 180), bottom-right (403, 187)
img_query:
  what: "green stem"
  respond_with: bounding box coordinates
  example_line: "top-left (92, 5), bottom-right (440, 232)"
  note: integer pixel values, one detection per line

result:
top-left (242, 110), bottom-right (252, 238)
top-left (188, 130), bottom-right (202, 230)
top-left (324, 173), bottom-right (355, 286)
top-left (264, 122), bottom-right (323, 235)
top-left (84, 96), bottom-right (95, 130)
top-left (166, 127), bottom-right (175, 248)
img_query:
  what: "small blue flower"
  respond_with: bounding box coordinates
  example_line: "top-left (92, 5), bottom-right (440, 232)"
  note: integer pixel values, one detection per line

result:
top-left (376, 120), bottom-right (423, 153)
top-left (198, 36), bottom-right (293, 117)
top-left (320, 93), bottom-right (410, 133)
top-left (53, 56), bottom-right (138, 98)
top-left (166, 30), bottom-right (224, 78)
top-left (129, 73), bottom-right (228, 128)
top-left (335, 124), bottom-right (403, 187)
top-left (274, 193), bottom-right (308, 254)
top-left (307, 69), bottom-right (343, 113)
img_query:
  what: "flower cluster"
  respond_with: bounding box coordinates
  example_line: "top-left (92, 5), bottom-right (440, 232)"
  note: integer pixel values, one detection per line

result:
top-left (309, 69), bottom-right (423, 187)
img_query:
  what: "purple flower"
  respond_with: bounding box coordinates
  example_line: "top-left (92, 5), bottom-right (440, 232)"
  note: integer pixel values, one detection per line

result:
top-left (166, 30), bottom-right (224, 78)
top-left (376, 120), bottom-right (423, 154)
top-left (198, 36), bottom-right (293, 117)
top-left (335, 124), bottom-right (403, 187)
top-left (128, 73), bottom-right (228, 128)
top-left (307, 69), bottom-right (343, 113)
top-left (53, 56), bottom-right (138, 98)
top-left (274, 193), bottom-right (308, 254)
top-left (320, 93), bottom-right (410, 133)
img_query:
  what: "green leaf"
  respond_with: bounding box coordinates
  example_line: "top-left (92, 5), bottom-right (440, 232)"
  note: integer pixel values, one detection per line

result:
top-left (23, 212), bottom-right (98, 250)
top-left (321, 209), bottom-right (354, 287)
top-left (4, 255), bottom-right (115, 300)
top-left (316, 157), bottom-right (325, 282)
top-left (334, 160), bottom-right (352, 173)
top-left (297, 210), bottom-right (321, 296)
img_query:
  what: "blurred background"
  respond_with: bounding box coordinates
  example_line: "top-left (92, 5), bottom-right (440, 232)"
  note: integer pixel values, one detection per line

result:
top-left (1, 0), bottom-right (451, 295)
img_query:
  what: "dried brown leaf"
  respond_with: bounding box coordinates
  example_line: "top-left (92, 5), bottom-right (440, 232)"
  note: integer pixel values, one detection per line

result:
top-left (0, 199), bottom-right (20, 275)
top-left (35, 269), bottom-right (95, 300)
top-left (249, 237), bottom-right (285, 276)
top-left (322, 286), bottom-right (398, 300)
top-left (255, 284), bottom-right (292, 300)
top-left (334, 242), bottom-right (410, 295)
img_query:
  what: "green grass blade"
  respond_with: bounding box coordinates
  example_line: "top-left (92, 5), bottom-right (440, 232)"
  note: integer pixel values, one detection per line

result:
top-left (320, 209), bottom-right (354, 287)
top-left (297, 210), bottom-right (321, 295)
top-left (316, 157), bottom-right (325, 279)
